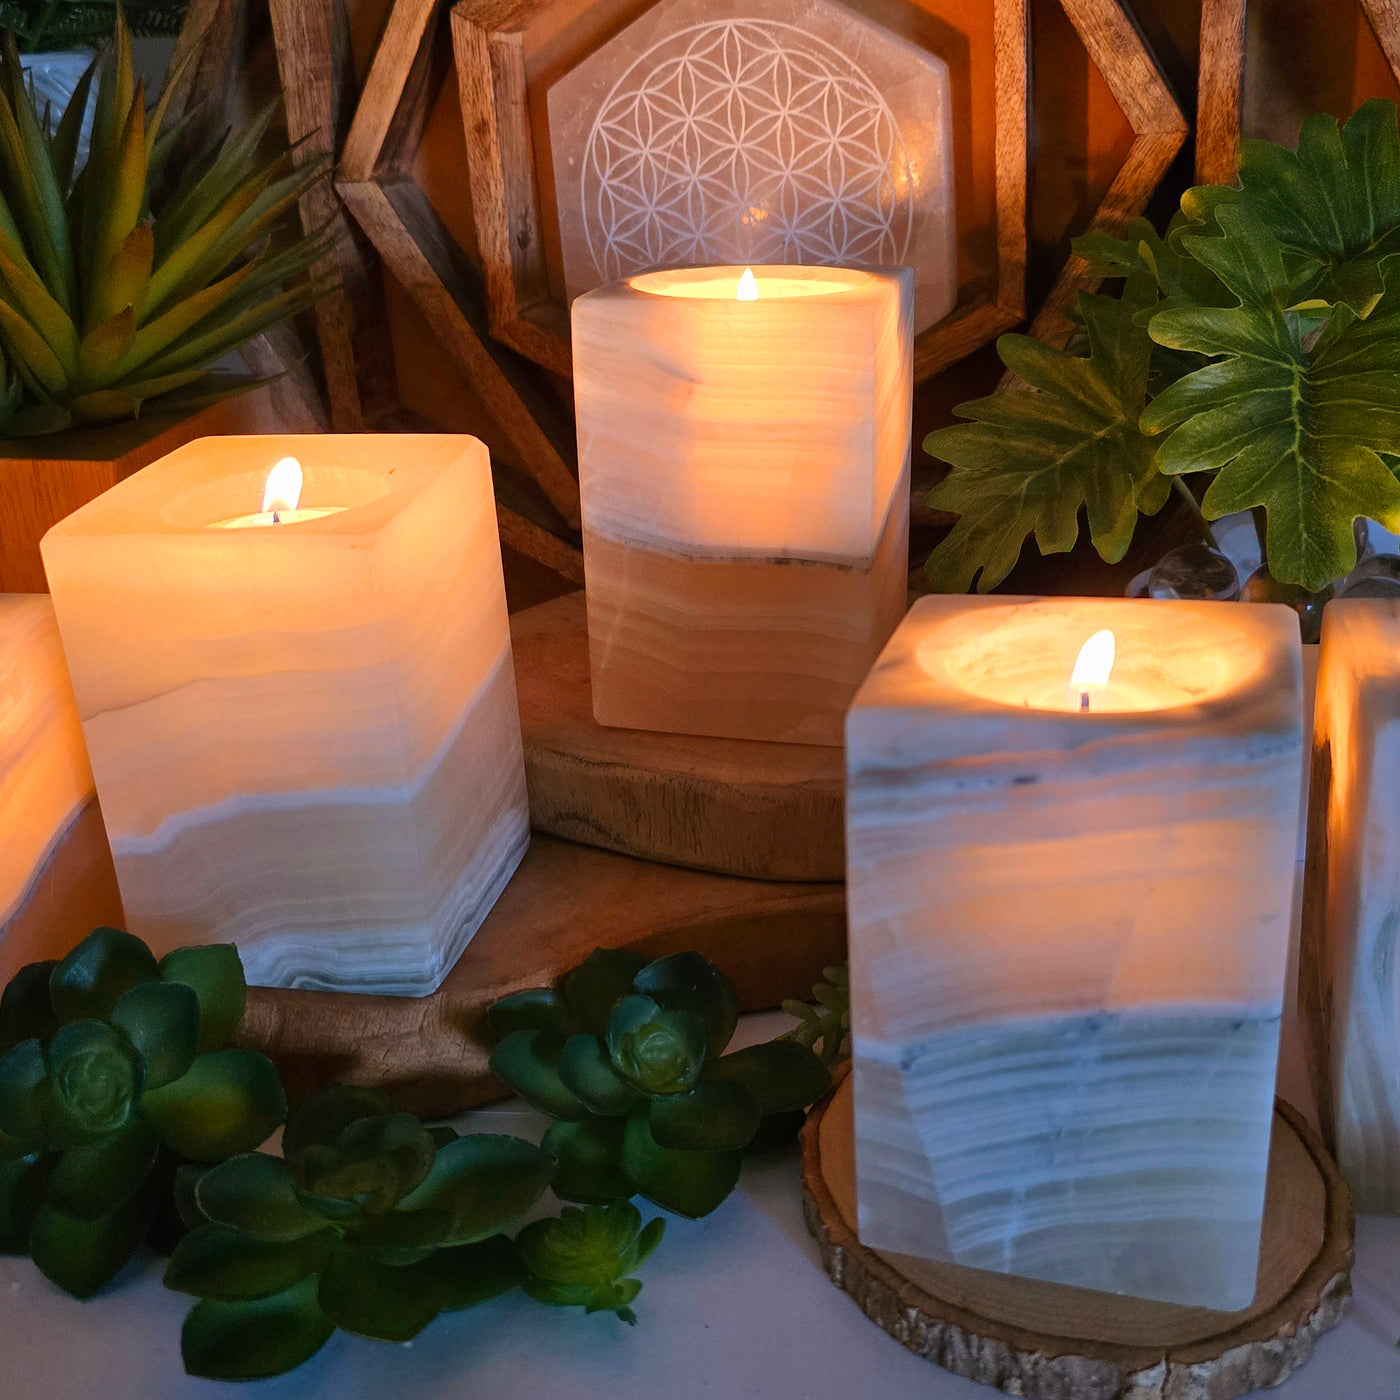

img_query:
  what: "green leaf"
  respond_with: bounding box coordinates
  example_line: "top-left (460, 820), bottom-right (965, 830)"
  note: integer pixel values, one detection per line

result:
top-left (924, 293), bottom-right (1169, 593)
top-left (196, 1153), bottom-right (328, 1240)
top-left (744, 1110), bottom-right (808, 1153)
top-left (562, 949), bottom-right (650, 1035)
top-left (517, 1201), bottom-right (663, 1322)
top-left (346, 1207), bottom-right (452, 1263)
top-left (49, 928), bottom-right (158, 1024)
top-left (43, 1119), bottom-right (157, 1220)
top-left (296, 1113), bottom-right (436, 1212)
top-left (607, 996), bottom-right (708, 1096)
top-left (0, 1150), bottom-right (46, 1250)
top-left (158, 945), bottom-right (247, 1053)
top-left (42, 1020), bottom-right (144, 1145)
top-left (649, 1080), bottom-right (762, 1151)
top-left (282, 1084), bottom-right (391, 1166)
top-left (543, 1117), bottom-right (635, 1204)
top-left (29, 1181), bottom-right (153, 1297)
top-left (431, 1234), bottom-right (522, 1310)
top-left (0, 1038), bottom-right (47, 1142)
top-left (139, 1048), bottom-right (286, 1162)
top-left (181, 1276), bottom-right (335, 1381)
top-left (486, 987), bottom-right (572, 1042)
top-left (1144, 204), bottom-right (1400, 590)
top-left (489, 1030), bottom-right (591, 1120)
top-left (633, 953), bottom-right (739, 1057)
top-left (75, 306), bottom-right (136, 389)
top-left (0, 961), bottom-right (57, 1050)
top-left (702, 1041), bottom-right (832, 1115)
top-left (558, 1033), bottom-right (639, 1116)
top-left (317, 1245), bottom-right (445, 1342)
top-left (109, 980), bottom-right (199, 1089)
top-left (87, 221), bottom-right (153, 336)
top-left (622, 1111), bottom-right (741, 1218)
top-left (175, 1162), bottom-right (212, 1230)
top-left (398, 1134), bottom-right (553, 1244)
top-left (165, 1222), bottom-right (336, 1300)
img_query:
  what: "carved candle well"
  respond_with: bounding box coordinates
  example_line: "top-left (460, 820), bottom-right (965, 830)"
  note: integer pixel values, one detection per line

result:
top-left (572, 264), bottom-right (912, 746)
top-left (847, 595), bottom-right (1304, 1309)
top-left (41, 436), bottom-right (529, 997)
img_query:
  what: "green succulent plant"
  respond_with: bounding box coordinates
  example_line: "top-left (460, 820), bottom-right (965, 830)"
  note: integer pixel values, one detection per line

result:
top-left (0, 13), bottom-right (331, 437)
top-left (489, 950), bottom-right (831, 1218)
top-left (517, 1200), bottom-right (664, 1324)
top-left (166, 1083), bottom-right (554, 1381)
top-left (781, 963), bottom-right (850, 1069)
top-left (0, 1), bottom-right (188, 52)
top-left (0, 926), bottom-right (285, 1298)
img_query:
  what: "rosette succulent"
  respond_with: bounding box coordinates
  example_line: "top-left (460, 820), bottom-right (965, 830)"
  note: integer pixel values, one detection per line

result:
top-left (166, 1084), bottom-right (554, 1381)
top-left (489, 950), bottom-right (831, 1217)
top-left (0, 926), bottom-right (285, 1298)
top-left (517, 1200), bottom-right (664, 1324)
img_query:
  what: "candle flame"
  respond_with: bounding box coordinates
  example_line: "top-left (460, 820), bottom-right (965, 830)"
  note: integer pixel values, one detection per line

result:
top-left (1071, 629), bottom-right (1116, 692)
top-left (261, 457), bottom-right (303, 515)
top-left (736, 268), bottom-right (758, 301)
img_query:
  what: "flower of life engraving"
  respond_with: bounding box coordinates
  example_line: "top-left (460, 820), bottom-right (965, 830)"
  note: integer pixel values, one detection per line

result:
top-left (579, 18), bottom-right (915, 281)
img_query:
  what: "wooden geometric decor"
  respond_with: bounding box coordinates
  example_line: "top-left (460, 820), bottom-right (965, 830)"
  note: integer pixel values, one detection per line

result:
top-left (1196, 0), bottom-right (1400, 187)
top-left (451, 0), bottom-right (1029, 386)
top-left (335, 0), bottom-right (586, 568)
top-left (1025, 0), bottom-right (1189, 347)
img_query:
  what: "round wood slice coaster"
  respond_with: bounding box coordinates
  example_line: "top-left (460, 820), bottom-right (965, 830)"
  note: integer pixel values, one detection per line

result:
top-left (510, 591), bottom-right (844, 881)
top-left (801, 1070), bottom-right (1353, 1400)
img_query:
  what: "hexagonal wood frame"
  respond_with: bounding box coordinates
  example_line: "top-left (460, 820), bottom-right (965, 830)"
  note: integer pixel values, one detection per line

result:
top-left (1196, 0), bottom-right (1400, 186)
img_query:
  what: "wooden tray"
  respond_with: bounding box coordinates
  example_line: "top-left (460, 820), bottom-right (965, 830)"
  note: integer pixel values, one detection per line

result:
top-left (240, 834), bottom-right (845, 1116)
top-left (512, 592), bottom-right (845, 881)
top-left (801, 1069), bottom-right (1353, 1400)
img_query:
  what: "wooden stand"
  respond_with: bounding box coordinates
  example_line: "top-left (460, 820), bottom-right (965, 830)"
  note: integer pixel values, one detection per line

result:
top-left (801, 1070), bottom-right (1353, 1400)
top-left (512, 593), bottom-right (845, 882)
top-left (240, 834), bottom-right (846, 1117)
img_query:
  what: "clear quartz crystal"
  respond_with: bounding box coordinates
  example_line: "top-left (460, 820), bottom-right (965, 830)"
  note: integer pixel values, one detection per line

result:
top-left (1338, 553), bottom-right (1400, 599)
top-left (1241, 566), bottom-right (1333, 643)
top-left (1147, 544), bottom-right (1240, 601)
top-left (1355, 518), bottom-right (1374, 562)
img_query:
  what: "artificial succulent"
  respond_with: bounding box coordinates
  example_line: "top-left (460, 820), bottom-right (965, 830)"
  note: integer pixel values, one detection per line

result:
top-left (489, 950), bottom-right (831, 1218)
top-left (166, 1084), bottom-right (554, 1380)
top-left (0, 926), bottom-right (285, 1298)
top-left (0, 13), bottom-right (330, 436)
top-left (781, 963), bottom-right (850, 1068)
top-left (517, 1200), bottom-right (664, 1324)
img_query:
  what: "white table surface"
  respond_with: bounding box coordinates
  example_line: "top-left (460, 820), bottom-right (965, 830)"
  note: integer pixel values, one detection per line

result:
top-left (3, 1013), bottom-right (1397, 1400)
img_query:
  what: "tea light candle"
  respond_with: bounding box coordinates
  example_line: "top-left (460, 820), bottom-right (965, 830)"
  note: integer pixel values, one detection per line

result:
top-left (1304, 599), bottom-right (1400, 1208)
top-left (572, 264), bottom-right (913, 746)
top-left (41, 435), bottom-right (529, 997)
top-left (847, 595), bottom-right (1304, 1310)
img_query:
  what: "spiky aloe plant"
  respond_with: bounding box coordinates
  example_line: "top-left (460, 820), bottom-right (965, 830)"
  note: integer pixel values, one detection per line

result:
top-left (0, 13), bottom-right (331, 437)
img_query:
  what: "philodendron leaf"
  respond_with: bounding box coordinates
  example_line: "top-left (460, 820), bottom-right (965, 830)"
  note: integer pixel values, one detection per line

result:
top-left (1144, 204), bottom-right (1400, 590)
top-left (1212, 98), bottom-right (1400, 315)
top-left (489, 1030), bottom-right (591, 1121)
top-left (196, 1153), bottom-right (328, 1241)
top-left (158, 945), bottom-right (246, 1053)
top-left (397, 1134), bottom-right (553, 1245)
top-left (139, 1048), bottom-right (286, 1162)
top-left (317, 1245), bottom-right (446, 1342)
top-left (924, 292), bottom-right (1169, 593)
top-left (181, 1276), bottom-right (336, 1381)
top-left (622, 1110), bottom-right (741, 1218)
top-left (49, 928), bottom-right (158, 1024)
top-left (109, 979), bottom-right (200, 1089)
top-left (29, 1179), bottom-right (153, 1298)
top-left (701, 1041), bottom-right (832, 1116)
top-left (42, 1118), bottom-right (158, 1220)
top-left (543, 1117), bottom-right (634, 1204)
top-left (648, 1079), bottom-right (762, 1152)
top-left (633, 953), bottom-right (740, 1058)
top-left (165, 1221), bottom-right (337, 1301)
top-left (558, 1033), bottom-right (640, 1116)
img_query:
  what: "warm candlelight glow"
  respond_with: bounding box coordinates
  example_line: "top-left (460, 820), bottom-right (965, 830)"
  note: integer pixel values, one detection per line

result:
top-left (736, 267), bottom-right (758, 301)
top-left (1071, 629), bottom-right (1116, 694)
top-left (261, 456), bottom-right (303, 515)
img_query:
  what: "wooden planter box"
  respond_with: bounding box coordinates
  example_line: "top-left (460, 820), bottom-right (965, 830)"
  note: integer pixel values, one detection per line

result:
top-left (0, 389), bottom-right (283, 594)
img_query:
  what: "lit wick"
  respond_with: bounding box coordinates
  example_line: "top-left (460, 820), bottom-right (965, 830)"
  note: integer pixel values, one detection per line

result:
top-left (736, 268), bottom-right (758, 301)
top-left (262, 457), bottom-right (303, 525)
top-left (1070, 629), bottom-right (1116, 713)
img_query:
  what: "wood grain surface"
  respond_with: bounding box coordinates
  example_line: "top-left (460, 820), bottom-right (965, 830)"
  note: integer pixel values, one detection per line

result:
top-left (240, 833), bottom-right (846, 1116)
top-left (802, 1069), bottom-right (1353, 1399)
top-left (511, 592), bottom-right (845, 881)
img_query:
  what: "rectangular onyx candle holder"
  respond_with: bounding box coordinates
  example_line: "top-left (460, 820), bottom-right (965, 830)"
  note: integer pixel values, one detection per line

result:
top-left (572, 265), bottom-right (912, 746)
top-left (42, 435), bottom-right (529, 996)
top-left (847, 595), bottom-right (1304, 1310)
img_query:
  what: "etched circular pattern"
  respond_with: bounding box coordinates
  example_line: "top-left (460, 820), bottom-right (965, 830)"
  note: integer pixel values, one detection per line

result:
top-left (581, 19), bottom-right (914, 280)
